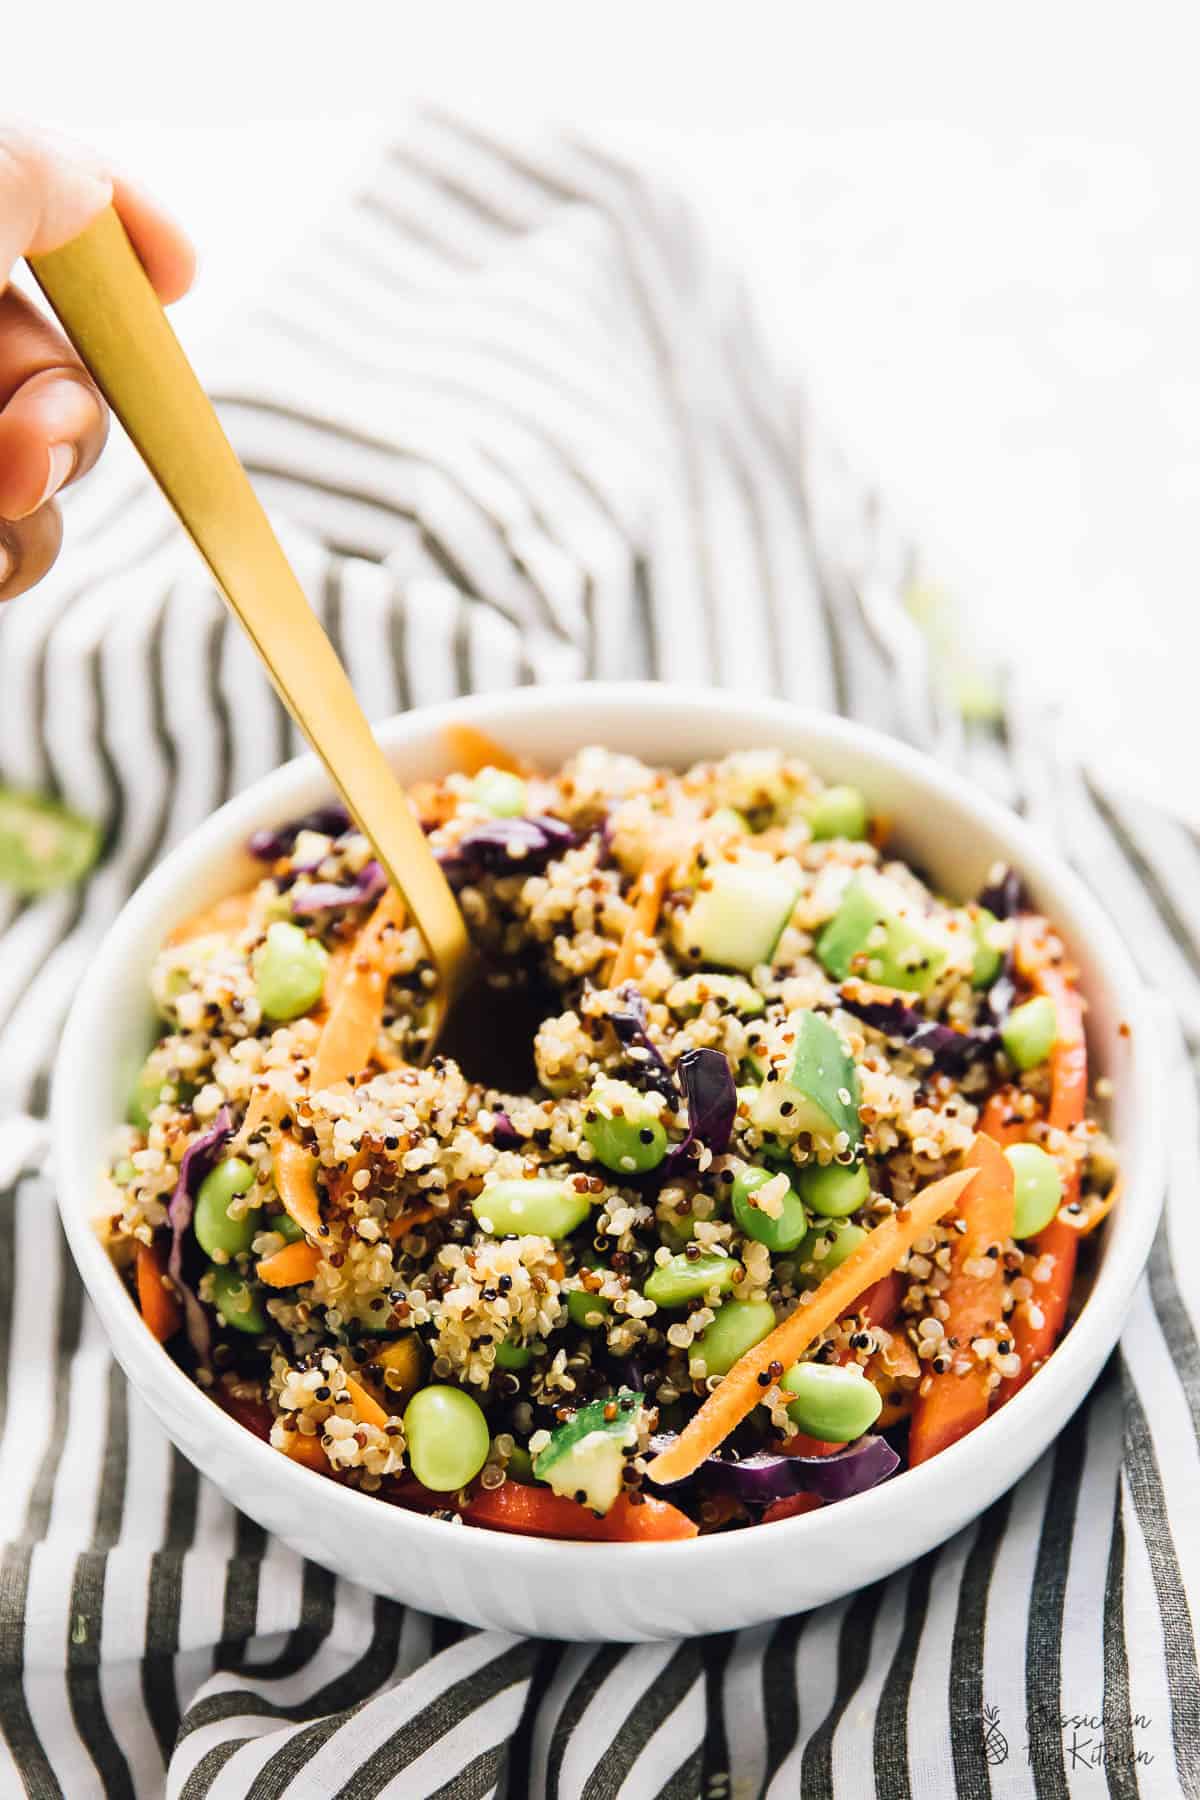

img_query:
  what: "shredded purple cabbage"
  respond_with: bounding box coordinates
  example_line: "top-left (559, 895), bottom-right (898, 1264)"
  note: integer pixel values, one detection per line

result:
top-left (840, 993), bottom-right (1000, 1073)
top-left (978, 865), bottom-right (1029, 920)
top-left (489, 1109), bottom-right (523, 1148)
top-left (290, 859), bottom-right (386, 917)
top-left (166, 1107), bottom-right (232, 1366)
top-left (663, 1047), bottom-right (737, 1172)
top-left (608, 985), bottom-right (678, 1103)
top-left (651, 1435), bottom-right (900, 1506)
top-left (248, 806), bottom-right (351, 863)
top-left (435, 815), bottom-right (578, 891)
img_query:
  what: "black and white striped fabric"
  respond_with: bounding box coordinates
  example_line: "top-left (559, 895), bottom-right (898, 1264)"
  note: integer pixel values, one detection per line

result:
top-left (0, 111), bottom-right (1193, 1799)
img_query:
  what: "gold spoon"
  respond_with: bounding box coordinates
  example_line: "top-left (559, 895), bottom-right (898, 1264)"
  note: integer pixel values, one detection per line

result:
top-left (28, 206), bottom-right (473, 1018)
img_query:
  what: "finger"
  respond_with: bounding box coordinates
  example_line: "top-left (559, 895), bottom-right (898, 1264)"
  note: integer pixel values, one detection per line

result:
top-left (0, 500), bottom-right (63, 602)
top-left (0, 124), bottom-right (194, 303)
top-left (0, 287), bottom-right (106, 518)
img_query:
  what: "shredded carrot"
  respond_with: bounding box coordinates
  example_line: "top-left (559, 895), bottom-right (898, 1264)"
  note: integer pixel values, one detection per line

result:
top-left (282, 1431), bottom-right (333, 1476)
top-left (257, 1240), bottom-right (322, 1288)
top-left (646, 1162), bottom-right (979, 1485)
top-left (165, 887), bottom-right (256, 948)
top-left (997, 928), bottom-right (1089, 1403)
top-left (442, 723), bottom-right (532, 777)
top-left (908, 1133), bottom-right (1015, 1465)
top-left (308, 887), bottom-right (409, 1091)
top-left (1061, 1178), bottom-right (1121, 1237)
top-left (387, 1204), bottom-right (438, 1244)
top-left (135, 1239), bottom-right (182, 1343)
top-left (273, 1136), bottom-right (324, 1239)
top-left (344, 1374), bottom-right (391, 1430)
top-left (609, 838), bottom-right (686, 988)
top-left (979, 1087), bottom-right (1027, 1146)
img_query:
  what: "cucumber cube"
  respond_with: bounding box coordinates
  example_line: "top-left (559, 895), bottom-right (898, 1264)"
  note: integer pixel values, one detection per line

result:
top-left (749, 1011), bottom-right (862, 1152)
top-left (675, 855), bottom-right (800, 973)
top-left (533, 1391), bottom-right (643, 1514)
top-left (816, 875), bottom-right (948, 996)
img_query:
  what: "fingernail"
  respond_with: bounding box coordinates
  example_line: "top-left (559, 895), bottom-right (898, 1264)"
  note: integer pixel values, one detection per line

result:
top-left (38, 444), bottom-right (76, 510)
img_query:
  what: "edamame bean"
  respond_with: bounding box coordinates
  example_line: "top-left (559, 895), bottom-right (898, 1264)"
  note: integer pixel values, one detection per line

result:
top-left (112, 1158), bottom-right (137, 1187)
top-left (582, 1078), bottom-right (668, 1174)
top-left (254, 921), bottom-right (328, 1021)
top-left (494, 1338), bottom-right (532, 1370)
top-left (127, 1065), bottom-right (166, 1131)
top-left (1001, 996), bottom-right (1057, 1070)
top-left (644, 1251), bottom-right (739, 1309)
top-left (781, 1360), bottom-right (882, 1440)
top-left (404, 1385), bottom-right (491, 1491)
top-left (970, 907), bottom-right (1004, 988)
top-left (268, 1211), bottom-right (306, 1245)
top-left (471, 768), bottom-right (527, 818)
top-left (194, 1157), bottom-right (259, 1258)
top-left (1005, 1142), bottom-right (1064, 1237)
top-left (471, 1177), bottom-right (592, 1239)
top-left (798, 1159), bottom-right (870, 1219)
top-left (690, 1299), bottom-right (776, 1376)
top-left (797, 1218), bottom-right (867, 1276)
top-left (808, 785), bottom-right (868, 842)
top-left (731, 1165), bottom-right (809, 1253)
top-left (506, 1444), bottom-right (536, 1482)
top-left (567, 1288), bottom-right (611, 1329)
top-left (209, 1263), bottom-right (268, 1334)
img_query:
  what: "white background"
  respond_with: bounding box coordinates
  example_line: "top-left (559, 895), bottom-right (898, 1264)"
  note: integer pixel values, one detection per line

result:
top-left (8, 4), bottom-right (1192, 813)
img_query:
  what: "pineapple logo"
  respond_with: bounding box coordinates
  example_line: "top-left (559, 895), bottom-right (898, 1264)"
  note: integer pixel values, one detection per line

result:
top-left (982, 1704), bottom-right (1009, 1765)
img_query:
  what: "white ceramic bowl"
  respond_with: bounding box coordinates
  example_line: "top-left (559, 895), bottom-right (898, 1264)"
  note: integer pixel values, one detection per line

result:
top-left (52, 683), bottom-right (1163, 1641)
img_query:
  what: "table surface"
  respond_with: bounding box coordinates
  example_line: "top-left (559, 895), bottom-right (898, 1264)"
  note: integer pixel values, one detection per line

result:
top-left (8, 4), bottom-right (1191, 815)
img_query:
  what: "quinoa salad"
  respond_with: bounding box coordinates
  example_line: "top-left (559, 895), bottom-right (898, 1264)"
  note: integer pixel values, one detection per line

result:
top-left (101, 732), bottom-right (1119, 1542)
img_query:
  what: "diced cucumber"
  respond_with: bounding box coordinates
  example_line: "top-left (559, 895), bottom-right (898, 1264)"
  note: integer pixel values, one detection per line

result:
top-left (668, 973), bottom-right (766, 1018)
top-left (0, 786), bottom-right (102, 896)
top-left (533, 1390), bottom-right (643, 1514)
top-left (1001, 996), bottom-right (1057, 1071)
top-left (675, 855), bottom-right (800, 974)
top-left (807, 785), bottom-right (868, 842)
top-left (749, 1012), bottom-right (862, 1152)
top-left (816, 875), bottom-right (947, 996)
top-left (970, 906), bottom-right (1004, 988)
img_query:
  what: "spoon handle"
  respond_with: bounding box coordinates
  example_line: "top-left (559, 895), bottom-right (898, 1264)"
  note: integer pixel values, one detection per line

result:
top-left (29, 207), bottom-right (471, 1000)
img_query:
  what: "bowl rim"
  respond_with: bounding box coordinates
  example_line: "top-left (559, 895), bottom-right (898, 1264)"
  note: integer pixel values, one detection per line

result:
top-left (51, 680), bottom-right (1165, 1578)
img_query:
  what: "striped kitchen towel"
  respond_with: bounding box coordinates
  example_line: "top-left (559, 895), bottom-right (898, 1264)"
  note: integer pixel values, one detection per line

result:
top-left (0, 109), bottom-right (1194, 1800)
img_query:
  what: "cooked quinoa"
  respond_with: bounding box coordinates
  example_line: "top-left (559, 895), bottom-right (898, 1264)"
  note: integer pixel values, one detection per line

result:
top-left (103, 743), bottom-right (1117, 1537)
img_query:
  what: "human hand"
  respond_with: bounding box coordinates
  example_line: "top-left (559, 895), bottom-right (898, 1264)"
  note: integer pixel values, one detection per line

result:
top-left (0, 127), bottom-right (194, 600)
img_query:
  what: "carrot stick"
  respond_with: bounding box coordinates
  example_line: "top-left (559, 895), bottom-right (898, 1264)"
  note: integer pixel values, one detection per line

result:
top-left (273, 1137), bottom-right (324, 1239)
top-left (165, 886), bottom-right (256, 948)
top-left (257, 1240), bottom-right (322, 1288)
top-left (997, 934), bottom-right (1088, 1403)
top-left (308, 888), bottom-right (408, 1091)
top-left (442, 723), bottom-right (532, 777)
top-left (343, 1374), bottom-right (392, 1430)
top-left (979, 1088), bottom-right (1026, 1146)
top-left (135, 1239), bottom-right (182, 1343)
top-left (908, 1133), bottom-right (1015, 1465)
top-left (387, 1204), bottom-right (438, 1243)
top-left (646, 1162), bottom-right (979, 1485)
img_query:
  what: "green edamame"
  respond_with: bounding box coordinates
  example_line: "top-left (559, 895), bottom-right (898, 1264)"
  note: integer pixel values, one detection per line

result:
top-left (127, 1065), bottom-right (166, 1132)
top-left (690, 1299), bottom-right (776, 1376)
top-left (209, 1263), bottom-right (268, 1334)
top-left (781, 1360), bottom-right (882, 1440)
top-left (797, 1159), bottom-right (870, 1219)
top-left (567, 1288), bottom-right (612, 1329)
top-left (808, 785), bottom-right (868, 842)
top-left (505, 1444), bottom-right (536, 1483)
top-left (1005, 1142), bottom-right (1064, 1237)
top-left (644, 1251), bottom-right (739, 1309)
top-left (269, 1211), bottom-right (306, 1245)
top-left (1001, 996), bottom-right (1057, 1071)
top-left (471, 768), bottom-right (527, 818)
top-left (582, 1078), bottom-right (668, 1174)
top-left (404, 1385), bottom-right (491, 1491)
top-left (254, 921), bottom-right (328, 1022)
top-left (471, 1177), bottom-right (593, 1239)
top-left (797, 1217), bottom-right (867, 1277)
top-left (194, 1157), bottom-right (259, 1258)
top-left (494, 1337), bottom-right (533, 1370)
top-left (731, 1165), bottom-right (808, 1253)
